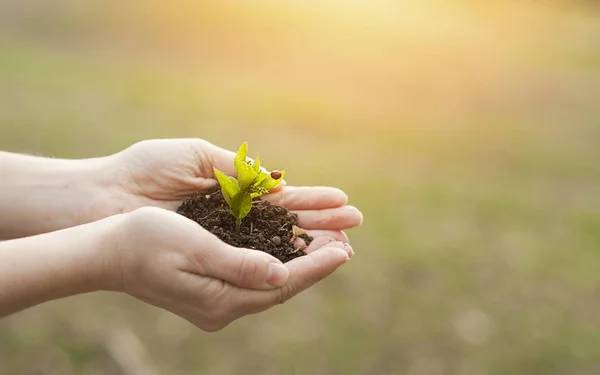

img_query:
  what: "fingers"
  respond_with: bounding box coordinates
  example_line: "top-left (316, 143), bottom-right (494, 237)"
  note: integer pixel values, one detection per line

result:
top-left (263, 187), bottom-right (362, 230)
top-left (240, 242), bottom-right (351, 311)
top-left (188, 238), bottom-right (290, 290)
top-left (201, 140), bottom-right (238, 176)
top-left (295, 206), bottom-right (363, 230)
top-left (198, 232), bottom-right (351, 291)
top-left (307, 230), bottom-right (349, 242)
top-left (262, 186), bottom-right (348, 210)
top-left (278, 242), bottom-right (351, 301)
top-left (176, 241), bottom-right (354, 331)
top-left (293, 230), bottom-right (348, 254)
top-left (303, 235), bottom-right (354, 256)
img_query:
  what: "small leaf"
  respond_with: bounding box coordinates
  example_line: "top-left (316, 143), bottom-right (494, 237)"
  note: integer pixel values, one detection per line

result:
top-left (213, 168), bottom-right (240, 207)
top-left (230, 193), bottom-right (252, 221)
top-left (252, 172), bottom-right (268, 189)
top-left (250, 186), bottom-right (268, 199)
top-left (253, 154), bottom-right (261, 173)
top-left (259, 170), bottom-right (285, 191)
top-left (236, 159), bottom-right (258, 191)
top-left (234, 142), bottom-right (249, 171)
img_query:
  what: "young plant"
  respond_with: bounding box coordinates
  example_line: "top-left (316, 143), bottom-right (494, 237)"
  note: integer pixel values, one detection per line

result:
top-left (213, 142), bottom-right (285, 233)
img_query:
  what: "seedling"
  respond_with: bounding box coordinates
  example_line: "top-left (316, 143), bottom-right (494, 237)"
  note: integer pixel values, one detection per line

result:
top-left (213, 142), bottom-right (285, 232)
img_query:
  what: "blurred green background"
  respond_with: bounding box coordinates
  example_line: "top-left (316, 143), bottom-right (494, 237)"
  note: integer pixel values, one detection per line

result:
top-left (2, 1), bottom-right (600, 374)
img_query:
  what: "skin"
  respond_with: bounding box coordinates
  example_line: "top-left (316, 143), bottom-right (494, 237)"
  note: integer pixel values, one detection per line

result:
top-left (0, 139), bottom-right (363, 331)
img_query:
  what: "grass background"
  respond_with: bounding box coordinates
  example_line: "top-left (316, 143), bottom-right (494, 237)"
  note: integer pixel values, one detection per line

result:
top-left (1, 1), bottom-right (600, 374)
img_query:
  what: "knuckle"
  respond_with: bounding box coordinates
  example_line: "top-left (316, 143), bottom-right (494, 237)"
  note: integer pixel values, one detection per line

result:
top-left (275, 284), bottom-right (295, 305)
top-left (236, 251), bottom-right (260, 286)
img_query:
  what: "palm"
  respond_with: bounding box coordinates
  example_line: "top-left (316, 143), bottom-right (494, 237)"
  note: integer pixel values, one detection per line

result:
top-left (111, 139), bottom-right (362, 236)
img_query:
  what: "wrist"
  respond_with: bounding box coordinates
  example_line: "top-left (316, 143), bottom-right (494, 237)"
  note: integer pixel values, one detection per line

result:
top-left (0, 153), bottom-right (118, 238)
top-left (85, 213), bottom-right (129, 293)
top-left (0, 215), bottom-right (127, 316)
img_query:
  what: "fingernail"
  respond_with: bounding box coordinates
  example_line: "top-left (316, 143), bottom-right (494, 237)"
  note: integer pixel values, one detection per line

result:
top-left (343, 242), bottom-right (355, 257)
top-left (329, 241), bottom-right (354, 258)
top-left (267, 263), bottom-right (289, 287)
top-left (328, 247), bottom-right (350, 261)
top-left (340, 191), bottom-right (349, 204)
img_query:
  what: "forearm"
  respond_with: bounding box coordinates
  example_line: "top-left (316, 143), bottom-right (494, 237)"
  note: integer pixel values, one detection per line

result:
top-left (0, 151), bottom-right (115, 239)
top-left (0, 216), bottom-right (120, 317)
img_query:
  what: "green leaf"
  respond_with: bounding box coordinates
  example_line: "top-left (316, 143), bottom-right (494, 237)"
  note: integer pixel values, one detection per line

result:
top-left (250, 185), bottom-right (269, 198)
top-left (236, 159), bottom-right (258, 191)
top-left (252, 172), bottom-right (268, 189)
top-left (253, 154), bottom-right (261, 173)
top-left (230, 192), bottom-right (252, 221)
top-left (259, 170), bottom-right (286, 191)
top-left (213, 168), bottom-right (240, 207)
top-left (234, 142), bottom-right (248, 172)
top-left (232, 142), bottom-right (260, 191)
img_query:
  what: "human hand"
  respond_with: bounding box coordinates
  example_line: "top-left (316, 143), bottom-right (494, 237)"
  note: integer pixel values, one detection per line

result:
top-left (103, 139), bottom-right (363, 241)
top-left (0, 205), bottom-right (352, 322)
top-left (0, 139), bottom-right (361, 239)
top-left (107, 207), bottom-right (354, 331)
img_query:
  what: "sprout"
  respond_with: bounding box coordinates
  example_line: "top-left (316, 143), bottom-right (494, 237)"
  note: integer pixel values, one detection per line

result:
top-left (213, 142), bottom-right (285, 233)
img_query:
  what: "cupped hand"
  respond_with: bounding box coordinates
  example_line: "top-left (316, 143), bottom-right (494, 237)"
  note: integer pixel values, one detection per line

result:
top-left (105, 139), bottom-right (363, 241)
top-left (111, 207), bottom-right (354, 331)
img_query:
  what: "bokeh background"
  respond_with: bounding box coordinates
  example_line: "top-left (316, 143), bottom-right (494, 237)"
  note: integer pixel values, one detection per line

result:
top-left (1, 1), bottom-right (600, 374)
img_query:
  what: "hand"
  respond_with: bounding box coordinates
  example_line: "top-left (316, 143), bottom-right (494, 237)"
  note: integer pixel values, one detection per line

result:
top-left (110, 207), bottom-right (354, 331)
top-left (104, 139), bottom-right (363, 242)
top-left (0, 206), bottom-right (352, 322)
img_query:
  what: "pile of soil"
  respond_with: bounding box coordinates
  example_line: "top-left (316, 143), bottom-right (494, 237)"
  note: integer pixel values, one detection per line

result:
top-left (177, 186), bottom-right (311, 263)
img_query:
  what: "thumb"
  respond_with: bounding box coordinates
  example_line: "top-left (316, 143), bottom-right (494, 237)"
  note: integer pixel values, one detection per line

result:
top-left (202, 140), bottom-right (238, 177)
top-left (227, 241), bottom-right (352, 315)
top-left (194, 237), bottom-right (290, 290)
top-left (202, 140), bottom-right (281, 181)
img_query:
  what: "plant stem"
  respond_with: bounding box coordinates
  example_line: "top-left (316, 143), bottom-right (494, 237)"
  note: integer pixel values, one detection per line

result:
top-left (235, 218), bottom-right (242, 233)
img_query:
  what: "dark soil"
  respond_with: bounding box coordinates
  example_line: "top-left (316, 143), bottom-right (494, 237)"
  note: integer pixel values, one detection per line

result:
top-left (176, 186), bottom-right (310, 263)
